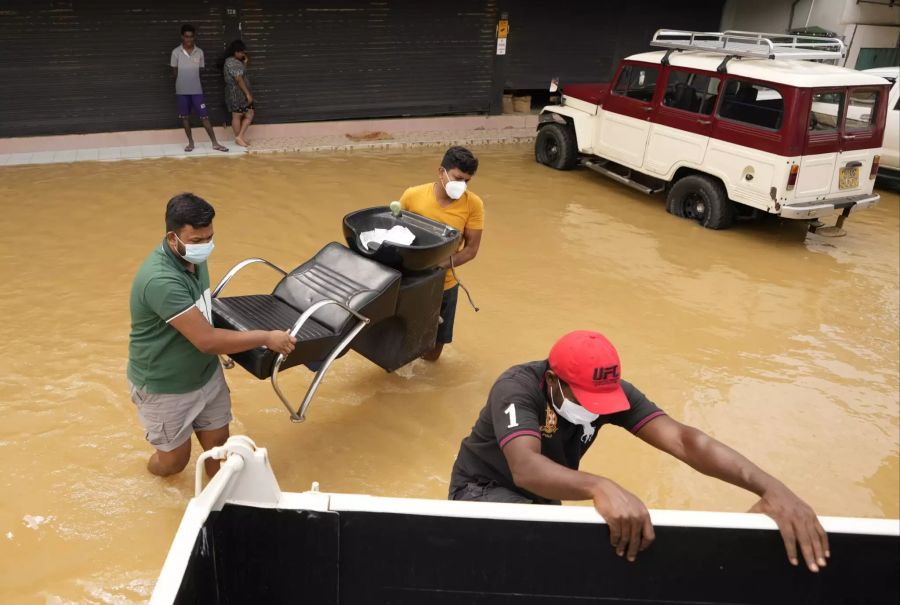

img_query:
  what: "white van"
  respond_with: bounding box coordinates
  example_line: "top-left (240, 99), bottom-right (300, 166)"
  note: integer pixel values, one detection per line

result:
top-left (862, 66), bottom-right (899, 188)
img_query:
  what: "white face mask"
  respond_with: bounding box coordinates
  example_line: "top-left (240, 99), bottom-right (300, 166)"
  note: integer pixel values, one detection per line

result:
top-left (442, 168), bottom-right (467, 200)
top-left (550, 376), bottom-right (599, 443)
top-left (173, 232), bottom-right (215, 264)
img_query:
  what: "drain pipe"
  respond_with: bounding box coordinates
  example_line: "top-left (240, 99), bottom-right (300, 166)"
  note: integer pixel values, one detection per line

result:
top-left (805, 0), bottom-right (816, 27)
top-left (788, 0), bottom-right (802, 31)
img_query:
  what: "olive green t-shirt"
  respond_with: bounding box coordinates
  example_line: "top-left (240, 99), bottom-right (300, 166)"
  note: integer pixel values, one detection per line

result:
top-left (127, 238), bottom-right (217, 393)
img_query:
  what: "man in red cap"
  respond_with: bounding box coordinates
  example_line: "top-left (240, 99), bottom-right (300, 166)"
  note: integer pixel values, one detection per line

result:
top-left (449, 330), bottom-right (829, 573)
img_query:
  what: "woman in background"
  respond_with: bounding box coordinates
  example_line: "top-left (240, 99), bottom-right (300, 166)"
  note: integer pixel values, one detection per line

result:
top-left (223, 40), bottom-right (254, 147)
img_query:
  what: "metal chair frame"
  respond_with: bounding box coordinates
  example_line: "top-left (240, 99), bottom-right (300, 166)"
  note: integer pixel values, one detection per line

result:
top-left (212, 258), bottom-right (371, 422)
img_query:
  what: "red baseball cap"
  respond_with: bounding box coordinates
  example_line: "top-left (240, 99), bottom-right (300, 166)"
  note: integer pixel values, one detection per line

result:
top-left (548, 331), bottom-right (629, 415)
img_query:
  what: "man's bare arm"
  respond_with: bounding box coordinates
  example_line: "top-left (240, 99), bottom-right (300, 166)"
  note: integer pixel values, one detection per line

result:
top-left (440, 228), bottom-right (482, 269)
top-left (636, 414), bottom-right (829, 572)
top-left (503, 435), bottom-right (654, 562)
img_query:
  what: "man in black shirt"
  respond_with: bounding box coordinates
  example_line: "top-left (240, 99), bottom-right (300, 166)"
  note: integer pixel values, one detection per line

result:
top-left (450, 330), bottom-right (829, 573)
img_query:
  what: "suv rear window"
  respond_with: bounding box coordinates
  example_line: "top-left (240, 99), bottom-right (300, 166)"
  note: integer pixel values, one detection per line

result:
top-left (718, 79), bottom-right (784, 130)
top-left (663, 71), bottom-right (721, 114)
top-left (612, 65), bottom-right (659, 102)
top-left (809, 91), bottom-right (844, 131)
top-left (846, 89), bottom-right (878, 130)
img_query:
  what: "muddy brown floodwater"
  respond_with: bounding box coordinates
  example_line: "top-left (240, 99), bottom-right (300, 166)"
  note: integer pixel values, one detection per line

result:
top-left (0, 145), bottom-right (897, 603)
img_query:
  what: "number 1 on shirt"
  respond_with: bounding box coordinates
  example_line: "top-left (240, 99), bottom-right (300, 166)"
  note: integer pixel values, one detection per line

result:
top-left (504, 403), bottom-right (519, 428)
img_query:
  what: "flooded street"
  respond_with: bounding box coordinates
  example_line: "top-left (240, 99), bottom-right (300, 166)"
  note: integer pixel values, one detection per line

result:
top-left (0, 145), bottom-right (898, 603)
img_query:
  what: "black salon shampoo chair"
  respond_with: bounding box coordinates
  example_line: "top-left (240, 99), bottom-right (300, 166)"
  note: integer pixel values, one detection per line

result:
top-left (212, 207), bottom-right (462, 423)
top-left (211, 242), bottom-right (401, 422)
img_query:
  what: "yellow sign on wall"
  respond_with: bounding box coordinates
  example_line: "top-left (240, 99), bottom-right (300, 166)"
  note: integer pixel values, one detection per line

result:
top-left (497, 20), bottom-right (509, 39)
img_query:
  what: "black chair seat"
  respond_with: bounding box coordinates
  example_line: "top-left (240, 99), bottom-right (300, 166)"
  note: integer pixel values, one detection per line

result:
top-left (212, 243), bottom-right (402, 381)
top-left (213, 295), bottom-right (339, 379)
top-left (274, 242), bottom-right (401, 334)
top-left (213, 295), bottom-right (331, 338)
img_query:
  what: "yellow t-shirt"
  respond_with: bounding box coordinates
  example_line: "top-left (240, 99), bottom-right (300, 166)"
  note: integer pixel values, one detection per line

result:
top-left (399, 182), bottom-right (485, 290)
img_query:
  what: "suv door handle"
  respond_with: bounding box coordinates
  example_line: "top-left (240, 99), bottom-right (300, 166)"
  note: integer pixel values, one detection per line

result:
top-left (696, 119), bottom-right (712, 125)
top-left (642, 106), bottom-right (653, 112)
top-left (842, 134), bottom-right (857, 140)
top-left (845, 161), bottom-right (862, 168)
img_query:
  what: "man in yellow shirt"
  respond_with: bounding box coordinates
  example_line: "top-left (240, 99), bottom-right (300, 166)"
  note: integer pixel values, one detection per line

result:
top-left (400, 146), bottom-right (485, 361)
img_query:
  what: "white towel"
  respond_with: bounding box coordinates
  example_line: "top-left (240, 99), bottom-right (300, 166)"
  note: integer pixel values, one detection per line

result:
top-left (360, 225), bottom-right (416, 250)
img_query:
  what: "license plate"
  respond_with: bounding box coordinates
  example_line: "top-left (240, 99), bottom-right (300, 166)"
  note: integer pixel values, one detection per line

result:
top-left (839, 166), bottom-right (859, 190)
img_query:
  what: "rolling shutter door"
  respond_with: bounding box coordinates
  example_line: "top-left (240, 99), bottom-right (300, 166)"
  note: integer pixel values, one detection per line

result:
top-left (0, 0), bottom-right (227, 137)
top-left (503, 0), bottom-right (724, 89)
top-left (238, 0), bottom-right (498, 123)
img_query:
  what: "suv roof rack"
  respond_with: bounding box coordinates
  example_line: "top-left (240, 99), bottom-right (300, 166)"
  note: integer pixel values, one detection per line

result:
top-left (651, 29), bottom-right (846, 61)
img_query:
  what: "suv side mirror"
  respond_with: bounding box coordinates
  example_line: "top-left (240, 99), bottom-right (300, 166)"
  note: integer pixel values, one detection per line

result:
top-left (548, 77), bottom-right (563, 105)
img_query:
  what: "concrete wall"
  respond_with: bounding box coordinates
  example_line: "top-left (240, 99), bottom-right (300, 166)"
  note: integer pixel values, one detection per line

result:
top-left (720, 0), bottom-right (899, 68)
top-left (841, 0), bottom-right (900, 26)
top-left (841, 0), bottom-right (900, 69)
top-left (845, 24), bottom-right (900, 68)
top-left (719, 0), bottom-right (847, 35)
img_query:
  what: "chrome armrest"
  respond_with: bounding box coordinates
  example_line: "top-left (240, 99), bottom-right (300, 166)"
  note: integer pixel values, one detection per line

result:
top-left (285, 299), bottom-right (369, 339)
top-left (270, 299), bottom-right (371, 423)
top-left (212, 258), bottom-right (287, 299)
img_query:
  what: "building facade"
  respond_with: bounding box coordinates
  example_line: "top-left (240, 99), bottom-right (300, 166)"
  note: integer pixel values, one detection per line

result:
top-left (0, 1), bottom-right (722, 138)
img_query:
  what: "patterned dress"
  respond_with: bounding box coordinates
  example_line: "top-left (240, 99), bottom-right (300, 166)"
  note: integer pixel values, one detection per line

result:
top-left (224, 57), bottom-right (252, 113)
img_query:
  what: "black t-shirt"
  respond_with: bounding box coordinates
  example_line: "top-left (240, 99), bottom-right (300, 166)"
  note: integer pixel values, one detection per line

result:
top-left (450, 360), bottom-right (665, 504)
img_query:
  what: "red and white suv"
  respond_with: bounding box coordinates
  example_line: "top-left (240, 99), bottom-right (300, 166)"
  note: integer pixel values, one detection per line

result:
top-left (535, 30), bottom-right (891, 231)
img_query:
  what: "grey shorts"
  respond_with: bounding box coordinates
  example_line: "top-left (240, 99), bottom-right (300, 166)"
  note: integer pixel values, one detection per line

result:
top-left (128, 365), bottom-right (232, 452)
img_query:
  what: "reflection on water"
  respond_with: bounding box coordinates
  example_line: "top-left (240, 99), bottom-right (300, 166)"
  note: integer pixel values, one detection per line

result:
top-left (0, 146), bottom-right (897, 602)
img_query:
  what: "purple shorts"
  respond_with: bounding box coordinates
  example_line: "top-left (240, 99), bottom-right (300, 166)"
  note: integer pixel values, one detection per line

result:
top-left (176, 94), bottom-right (209, 119)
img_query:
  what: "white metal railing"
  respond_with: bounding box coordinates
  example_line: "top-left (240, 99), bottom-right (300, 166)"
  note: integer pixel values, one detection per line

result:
top-left (651, 29), bottom-right (846, 60)
top-left (151, 437), bottom-right (283, 605)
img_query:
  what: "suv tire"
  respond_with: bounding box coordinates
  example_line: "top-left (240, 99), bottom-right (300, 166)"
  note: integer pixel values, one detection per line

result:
top-left (666, 175), bottom-right (734, 230)
top-left (535, 123), bottom-right (577, 170)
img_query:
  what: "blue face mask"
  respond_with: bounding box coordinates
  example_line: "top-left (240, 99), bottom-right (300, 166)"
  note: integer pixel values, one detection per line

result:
top-left (173, 232), bottom-right (215, 264)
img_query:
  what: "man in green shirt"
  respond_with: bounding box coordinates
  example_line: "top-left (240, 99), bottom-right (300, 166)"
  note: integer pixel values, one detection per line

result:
top-left (127, 193), bottom-right (295, 477)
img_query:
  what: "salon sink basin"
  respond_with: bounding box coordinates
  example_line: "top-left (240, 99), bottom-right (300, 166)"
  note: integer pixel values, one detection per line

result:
top-left (343, 206), bottom-right (461, 274)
